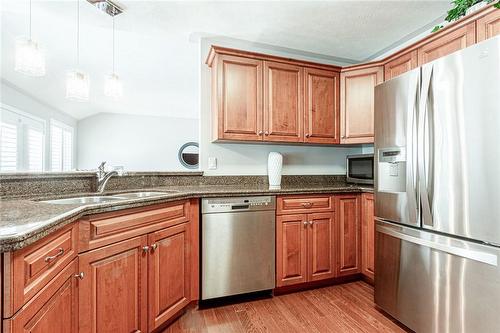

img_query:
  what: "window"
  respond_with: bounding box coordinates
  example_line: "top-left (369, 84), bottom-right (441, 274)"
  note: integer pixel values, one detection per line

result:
top-left (50, 120), bottom-right (73, 171)
top-left (0, 106), bottom-right (45, 172)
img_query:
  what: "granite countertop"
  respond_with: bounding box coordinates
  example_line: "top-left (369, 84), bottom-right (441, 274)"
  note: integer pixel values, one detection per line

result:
top-left (0, 183), bottom-right (373, 252)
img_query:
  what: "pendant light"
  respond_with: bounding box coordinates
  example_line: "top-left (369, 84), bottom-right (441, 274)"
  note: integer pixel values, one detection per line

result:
top-left (15, 0), bottom-right (46, 77)
top-left (66, 0), bottom-right (89, 102)
top-left (104, 14), bottom-right (122, 99)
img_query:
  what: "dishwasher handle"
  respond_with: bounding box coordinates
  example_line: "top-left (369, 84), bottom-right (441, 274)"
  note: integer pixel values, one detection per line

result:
top-left (231, 204), bottom-right (250, 210)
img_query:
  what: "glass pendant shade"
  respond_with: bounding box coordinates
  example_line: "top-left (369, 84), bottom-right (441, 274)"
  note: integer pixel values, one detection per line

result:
top-left (14, 38), bottom-right (46, 77)
top-left (104, 73), bottom-right (122, 99)
top-left (66, 70), bottom-right (90, 101)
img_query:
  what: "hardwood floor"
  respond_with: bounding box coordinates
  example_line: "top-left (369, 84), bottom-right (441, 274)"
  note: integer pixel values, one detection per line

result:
top-left (164, 281), bottom-right (408, 333)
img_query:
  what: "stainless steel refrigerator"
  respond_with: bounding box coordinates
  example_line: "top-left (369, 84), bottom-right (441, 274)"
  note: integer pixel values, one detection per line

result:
top-left (374, 36), bottom-right (500, 333)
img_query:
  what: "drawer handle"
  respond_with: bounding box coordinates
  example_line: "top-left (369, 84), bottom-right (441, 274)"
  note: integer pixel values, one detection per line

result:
top-left (44, 248), bottom-right (64, 263)
top-left (301, 202), bottom-right (313, 208)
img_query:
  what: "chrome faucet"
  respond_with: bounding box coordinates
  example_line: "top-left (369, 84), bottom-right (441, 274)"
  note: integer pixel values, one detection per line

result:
top-left (96, 162), bottom-right (121, 193)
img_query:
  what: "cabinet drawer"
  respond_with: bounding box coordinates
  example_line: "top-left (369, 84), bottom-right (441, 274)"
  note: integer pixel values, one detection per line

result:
top-left (277, 195), bottom-right (334, 214)
top-left (3, 223), bottom-right (78, 317)
top-left (3, 259), bottom-right (79, 333)
top-left (79, 200), bottom-right (190, 251)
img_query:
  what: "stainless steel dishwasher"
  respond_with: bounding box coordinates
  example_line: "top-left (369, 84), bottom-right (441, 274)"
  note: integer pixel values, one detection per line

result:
top-left (201, 196), bottom-right (276, 300)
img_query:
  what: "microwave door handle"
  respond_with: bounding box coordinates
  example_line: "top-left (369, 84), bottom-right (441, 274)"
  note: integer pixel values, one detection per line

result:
top-left (418, 65), bottom-right (434, 227)
top-left (406, 71), bottom-right (419, 225)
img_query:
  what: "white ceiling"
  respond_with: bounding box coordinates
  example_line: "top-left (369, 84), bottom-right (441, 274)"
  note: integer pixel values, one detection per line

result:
top-left (1, 0), bottom-right (450, 120)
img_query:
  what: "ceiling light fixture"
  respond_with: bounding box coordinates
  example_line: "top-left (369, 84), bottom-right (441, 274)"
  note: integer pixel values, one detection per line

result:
top-left (15, 0), bottom-right (46, 77)
top-left (104, 14), bottom-right (122, 99)
top-left (66, 0), bottom-right (89, 102)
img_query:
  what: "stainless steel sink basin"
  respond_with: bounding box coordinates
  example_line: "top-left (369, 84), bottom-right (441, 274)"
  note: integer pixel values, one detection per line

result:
top-left (116, 191), bottom-right (177, 198)
top-left (42, 196), bottom-right (128, 205)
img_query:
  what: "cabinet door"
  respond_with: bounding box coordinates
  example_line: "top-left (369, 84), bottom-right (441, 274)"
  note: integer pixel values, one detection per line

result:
top-left (304, 68), bottom-right (340, 144)
top-left (418, 22), bottom-right (476, 65)
top-left (307, 212), bottom-right (336, 282)
top-left (4, 259), bottom-right (78, 333)
top-left (148, 223), bottom-right (191, 331)
top-left (476, 8), bottom-right (500, 42)
top-left (78, 236), bottom-right (148, 333)
top-left (276, 214), bottom-right (308, 287)
top-left (340, 66), bottom-right (383, 144)
top-left (336, 195), bottom-right (361, 277)
top-left (361, 193), bottom-right (375, 281)
top-left (216, 54), bottom-right (263, 141)
top-left (263, 61), bottom-right (303, 142)
top-left (384, 50), bottom-right (418, 81)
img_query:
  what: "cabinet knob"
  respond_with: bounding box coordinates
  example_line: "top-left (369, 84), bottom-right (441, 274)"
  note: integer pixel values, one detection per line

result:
top-left (74, 272), bottom-right (84, 280)
top-left (341, 135), bottom-right (345, 139)
top-left (309, 221), bottom-right (314, 226)
top-left (301, 202), bottom-right (313, 208)
top-left (142, 246), bottom-right (150, 253)
top-left (303, 221), bottom-right (308, 226)
top-left (151, 243), bottom-right (158, 251)
top-left (305, 133), bottom-right (310, 138)
top-left (258, 131), bottom-right (263, 135)
top-left (264, 131), bottom-right (269, 136)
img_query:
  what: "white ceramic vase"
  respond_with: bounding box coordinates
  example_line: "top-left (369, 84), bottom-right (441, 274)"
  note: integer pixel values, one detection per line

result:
top-left (268, 152), bottom-right (283, 190)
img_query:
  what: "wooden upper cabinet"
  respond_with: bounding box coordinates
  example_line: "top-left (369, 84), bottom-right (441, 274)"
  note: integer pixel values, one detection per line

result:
top-left (307, 212), bottom-right (336, 282)
top-left (148, 223), bottom-right (191, 331)
top-left (215, 54), bottom-right (263, 141)
top-left (304, 68), bottom-right (340, 144)
top-left (276, 214), bottom-right (308, 287)
top-left (384, 50), bottom-right (418, 81)
top-left (418, 22), bottom-right (476, 65)
top-left (340, 66), bottom-right (383, 144)
top-left (336, 195), bottom-right (361, 277)
top-left (361, 193), bottom-right (375, 282)
top-left (78, 236), bottom-right (148, 333)
top-left (263, 61), bottom-right (304, 142)
top-left (476, 8), bottom-right (500, 42)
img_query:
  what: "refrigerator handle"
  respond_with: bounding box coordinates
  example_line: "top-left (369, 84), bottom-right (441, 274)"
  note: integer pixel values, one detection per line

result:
top-left (406, 71), bottom-right (419, 224)
top-left (418, 65), bottom-right (434, 227)
top-left (376, 223), bottom-right (498, 266)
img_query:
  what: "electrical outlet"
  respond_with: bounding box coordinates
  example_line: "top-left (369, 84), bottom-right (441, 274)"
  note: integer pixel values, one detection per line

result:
top-left (208, 157), bottom-right (217, 170)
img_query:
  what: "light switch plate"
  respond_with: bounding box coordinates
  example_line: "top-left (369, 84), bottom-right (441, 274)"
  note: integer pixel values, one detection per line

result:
top-left (208, 157), bottom-right (217, 170)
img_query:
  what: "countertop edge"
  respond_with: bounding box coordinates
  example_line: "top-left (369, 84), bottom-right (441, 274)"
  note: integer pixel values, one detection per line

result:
top-left (0, 186), bottom-right (373, 252)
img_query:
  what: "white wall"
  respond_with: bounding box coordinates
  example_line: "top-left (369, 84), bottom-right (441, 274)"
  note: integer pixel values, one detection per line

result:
top-left (77, 113), bottom-right (198, 171)
top-left (199, 38), bottom-right (362, 176)
top-left (1, 80), bottom-right (78, 169)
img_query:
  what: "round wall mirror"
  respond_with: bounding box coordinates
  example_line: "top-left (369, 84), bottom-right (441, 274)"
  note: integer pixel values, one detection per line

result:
top-left (178, 142), bottom-right (199, 169)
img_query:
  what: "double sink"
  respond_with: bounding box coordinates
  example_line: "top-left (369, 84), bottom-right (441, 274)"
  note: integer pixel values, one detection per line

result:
top-left (42, 191), bottom-right (178, 205)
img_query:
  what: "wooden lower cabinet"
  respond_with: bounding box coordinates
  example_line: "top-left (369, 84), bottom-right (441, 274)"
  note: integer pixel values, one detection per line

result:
top-left (148, 223), bottom-right (191, 331)
top-left (361, 193), bottom-right (375, 282)
top-left (276, 212), bottom-right (335, 287)
top-left (3, 259), bottom-right (79, 333)
top-left (336, 195), bottom-right (361, 277)
top-left (78, 236), bottom-right (148, 333)
top-left (307, 212), bottom-right (336, 282)
top-left (276, 214), bottom-right (308, 287)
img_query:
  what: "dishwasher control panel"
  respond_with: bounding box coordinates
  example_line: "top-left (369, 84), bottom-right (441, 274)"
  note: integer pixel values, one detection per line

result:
top-left (202, 196), bottom-right (276, 213)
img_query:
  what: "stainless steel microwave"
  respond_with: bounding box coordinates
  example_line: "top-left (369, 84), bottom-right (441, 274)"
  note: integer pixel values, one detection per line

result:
top-left (346, 154), bottom-right (374, 184)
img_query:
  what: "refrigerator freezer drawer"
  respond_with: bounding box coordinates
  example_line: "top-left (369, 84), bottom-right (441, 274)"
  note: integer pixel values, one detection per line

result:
top-left (375, 221), bottom-right (500, 333)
